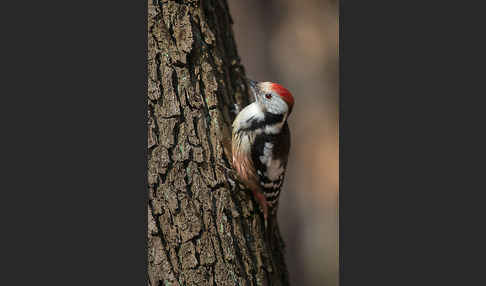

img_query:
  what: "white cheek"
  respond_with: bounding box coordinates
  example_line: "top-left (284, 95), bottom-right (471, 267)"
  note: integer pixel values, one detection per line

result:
top-left (265, 98), bottom-right (288, 114)
top-left (248, 103), bottom-right (265, 119)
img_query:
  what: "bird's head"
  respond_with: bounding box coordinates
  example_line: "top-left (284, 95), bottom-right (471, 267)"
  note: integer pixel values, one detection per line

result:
top-left (247, 79), bottom-right (294, 118)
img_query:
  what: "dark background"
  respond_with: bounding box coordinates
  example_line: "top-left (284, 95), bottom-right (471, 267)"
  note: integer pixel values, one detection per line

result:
top-left (228, 1), bottom-right (339, 285)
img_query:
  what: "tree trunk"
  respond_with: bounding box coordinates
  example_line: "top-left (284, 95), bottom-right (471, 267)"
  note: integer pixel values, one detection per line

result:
top-left (147, 0), bottom-right (289, 285)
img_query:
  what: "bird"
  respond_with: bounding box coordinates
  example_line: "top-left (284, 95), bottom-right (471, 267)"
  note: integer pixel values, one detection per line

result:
top-left (231, 79), bottom-right (294, 228)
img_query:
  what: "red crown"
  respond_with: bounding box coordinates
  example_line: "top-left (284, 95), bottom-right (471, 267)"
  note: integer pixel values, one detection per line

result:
top-left (271, 83), bottom-right (294, 112)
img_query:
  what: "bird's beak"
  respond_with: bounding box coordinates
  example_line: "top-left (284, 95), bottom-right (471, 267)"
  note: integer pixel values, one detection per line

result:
top-left (247, 79), bottom-right (259, 101)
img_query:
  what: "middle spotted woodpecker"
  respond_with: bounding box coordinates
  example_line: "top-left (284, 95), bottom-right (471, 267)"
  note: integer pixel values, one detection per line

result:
top-left (232, 79), bottom-right (294, 226)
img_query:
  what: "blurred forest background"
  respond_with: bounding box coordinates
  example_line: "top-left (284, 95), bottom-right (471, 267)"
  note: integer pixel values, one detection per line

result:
top-left (227, 1), bottom-right (339, 285)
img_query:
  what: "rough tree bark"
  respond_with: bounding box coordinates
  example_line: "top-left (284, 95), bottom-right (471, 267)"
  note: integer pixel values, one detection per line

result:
top-left (147, 0), bottom-right (290, 285)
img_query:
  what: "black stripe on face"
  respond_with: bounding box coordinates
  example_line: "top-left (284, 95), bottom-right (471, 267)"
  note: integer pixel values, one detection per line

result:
top-left (240, 112), bottom-right (284, 132)
top-left (263, 112), bottom-right (285, 125)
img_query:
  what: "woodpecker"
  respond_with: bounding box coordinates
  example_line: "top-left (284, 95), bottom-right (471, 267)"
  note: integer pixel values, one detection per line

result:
top-left (232, 79), bottom-right (294, 226)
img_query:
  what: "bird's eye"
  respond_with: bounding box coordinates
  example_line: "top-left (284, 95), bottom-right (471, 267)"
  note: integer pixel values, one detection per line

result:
top-left (265, 94), bottom-right (272, 99)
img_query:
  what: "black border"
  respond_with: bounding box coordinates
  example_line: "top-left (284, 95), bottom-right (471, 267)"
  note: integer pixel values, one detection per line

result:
top-left (340, 0), bottom-right (485, 285)
top-left (3, 0), bottom-right (147, 284)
